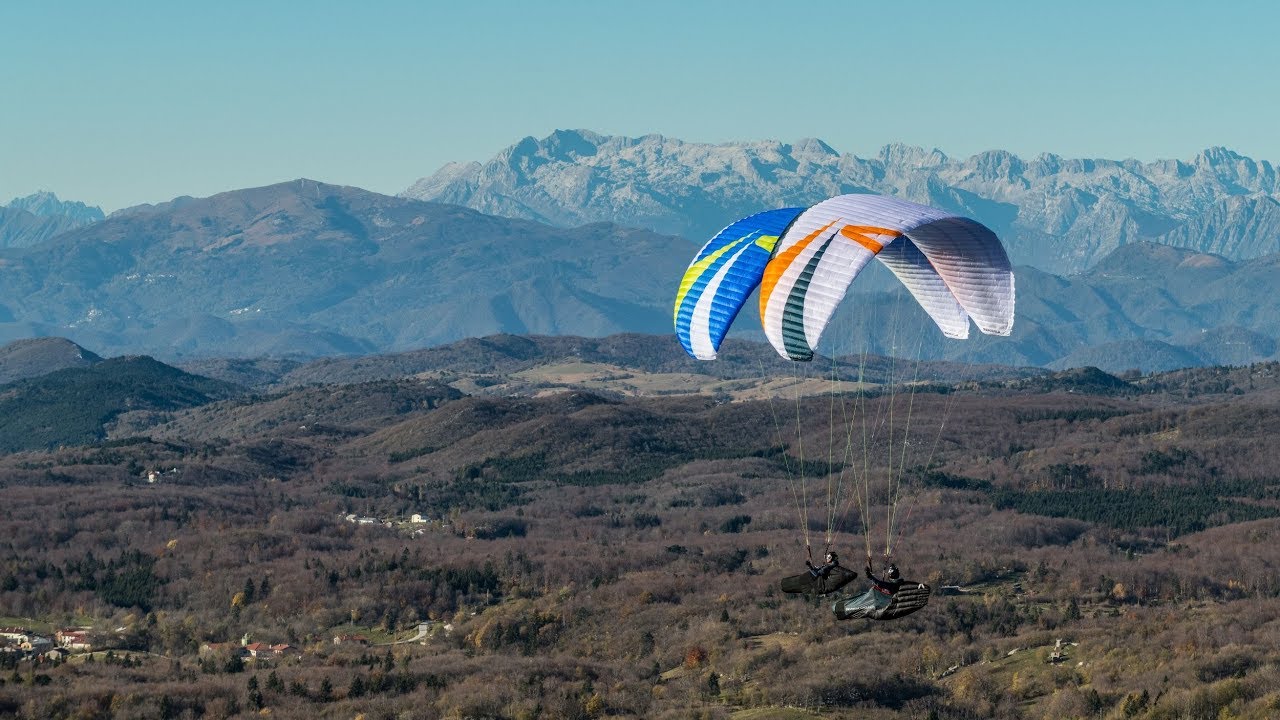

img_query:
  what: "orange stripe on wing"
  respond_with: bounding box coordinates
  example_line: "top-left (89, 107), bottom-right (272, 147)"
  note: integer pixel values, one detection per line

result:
top-left (759, 220), bottom-right (839, 316)
top-left (839, 225), bottom-right (902, 254)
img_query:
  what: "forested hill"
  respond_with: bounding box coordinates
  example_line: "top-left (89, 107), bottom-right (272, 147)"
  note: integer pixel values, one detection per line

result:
top-left (0, 336), bottom-right (101, 384)
top-left (0, 355), bottom-right (241, 452)
top-left (9, 333), bottom-right (1280, 458)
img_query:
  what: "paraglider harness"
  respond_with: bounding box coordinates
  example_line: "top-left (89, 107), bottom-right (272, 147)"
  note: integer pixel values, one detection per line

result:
top-left (780, 546), bottom-right (859, 597)
top-left (830, 558), bottom-right (931, 622)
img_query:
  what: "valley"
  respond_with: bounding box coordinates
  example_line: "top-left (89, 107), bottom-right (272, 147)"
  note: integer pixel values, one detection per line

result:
top-left (3, 336), bottom-right (1280, 718)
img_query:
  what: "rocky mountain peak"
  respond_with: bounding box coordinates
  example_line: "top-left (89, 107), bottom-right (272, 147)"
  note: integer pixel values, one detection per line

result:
top-left (0, 191), bottom-right (106, 248)
top-left (544, 129), bottom-right (603, 160)
top-left (1195, 146), bottom-right (1243, 166)
top-left (877, 143), bottom-right (948, 169)
top-left (6, 191), bottom-right (105, 223)
top-left (970, 149), bottom-right (1026, 181)
top-left (402, 131), bottom-right (1280, 274)
top-left (792, 137), bottom-right (840, 158)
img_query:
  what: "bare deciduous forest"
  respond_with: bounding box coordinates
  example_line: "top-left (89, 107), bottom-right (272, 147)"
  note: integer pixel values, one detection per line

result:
top-left (4, 353), bottom-right (1280, 719)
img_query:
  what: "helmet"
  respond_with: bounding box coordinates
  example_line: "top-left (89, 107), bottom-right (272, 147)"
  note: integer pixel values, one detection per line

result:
top-left (826, 552), bottom-right (838, 563)
top-left (887, 564), bottom-right (900, 580)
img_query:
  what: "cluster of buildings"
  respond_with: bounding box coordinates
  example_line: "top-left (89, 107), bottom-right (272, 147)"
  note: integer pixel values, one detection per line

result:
top-left (0, 627), bottom-right (93, 661)
top-left (140, 467), bottom-right (181, 483)
top-left (198, 639), bottom-right (301, 660)
top-left (342, 512), bottom-right (431, 526)
top-left (241, 641), bottom-right (301, 659)
top-left (332, 633), bottom-right (370, 645)
top-left (342, 513), bottom-right (434, 537)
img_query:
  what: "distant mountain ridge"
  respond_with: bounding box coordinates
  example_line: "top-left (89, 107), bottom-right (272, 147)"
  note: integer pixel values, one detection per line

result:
top-left (0, 180), bottom-right (685, 358)
top-left (402, 130), bottom-right (1280, 274)
top-left (7, 191), bottom-right (105, 224)
top-left (0, 191), bottom-right (105, 248)
top-left (3, 179), bottom-right (1280, 371)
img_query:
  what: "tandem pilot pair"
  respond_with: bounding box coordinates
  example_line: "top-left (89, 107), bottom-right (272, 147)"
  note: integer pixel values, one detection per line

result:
top-left (782, 552), bottom-right (931, 622)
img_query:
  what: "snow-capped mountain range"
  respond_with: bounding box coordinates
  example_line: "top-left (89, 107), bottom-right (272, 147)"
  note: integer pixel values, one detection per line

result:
top-left (402, 130), bottom-right (1280, 274)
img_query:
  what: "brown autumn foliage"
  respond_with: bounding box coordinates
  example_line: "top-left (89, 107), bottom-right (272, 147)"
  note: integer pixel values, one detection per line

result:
top-left (3, 359), bottom-right (1280, 717)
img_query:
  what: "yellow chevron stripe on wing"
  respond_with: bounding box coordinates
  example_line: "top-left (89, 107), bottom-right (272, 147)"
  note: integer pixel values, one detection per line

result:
top-left (673, 233), bottom-right (759, 322)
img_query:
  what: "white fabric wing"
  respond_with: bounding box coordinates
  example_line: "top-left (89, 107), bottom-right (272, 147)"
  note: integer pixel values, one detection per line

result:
top-left (759, 194), bottom-right (1014, 360)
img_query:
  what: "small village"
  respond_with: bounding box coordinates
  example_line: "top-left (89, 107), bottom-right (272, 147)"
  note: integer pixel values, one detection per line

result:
top-left (342, 512), bottom-right (432, 529)
top-left (197, 638), bottom-right (302, 662)
top-left (1, 623), bottom-right (443, 667)
top-left (2, 625), bottom-right (306, 666)
top-left (340, 511), bottom-right (443, 541)
top-left (338, 510), bottom-right (519, 541)
top-left (1, 627), bottom-right (92, 664)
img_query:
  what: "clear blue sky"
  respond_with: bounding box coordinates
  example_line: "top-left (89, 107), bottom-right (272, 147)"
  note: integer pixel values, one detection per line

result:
top-left (4, 0), bottom-right (1277, 211)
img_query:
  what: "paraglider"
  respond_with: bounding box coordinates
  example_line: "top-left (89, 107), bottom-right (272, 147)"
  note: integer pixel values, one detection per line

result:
top-left (674, 194), bottom-right (1014, 362)
top-left (672, 193), bottom-right (1014, 623)
top-left (779, 550), bottom-right (858, 597)
top-left (808, 550), bottom-right (841, 580)
top-left (674, 207), bottom-right (806, 360)
top-left (867, 561), bottom-right (904, 595)
top-left (828, 560), bottom-right (931, 621)
top-left (759, 194), bottom-right (1014, 362)
top-left (832, 563), bottom-right (932, 621)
